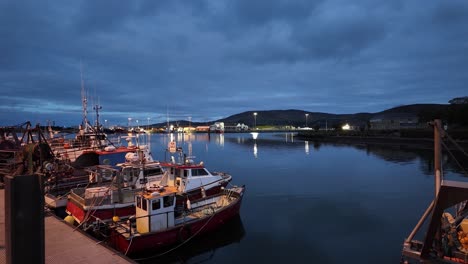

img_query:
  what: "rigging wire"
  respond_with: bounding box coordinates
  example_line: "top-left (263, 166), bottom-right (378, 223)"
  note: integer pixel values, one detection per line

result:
top-left (441, 140), bottom-right (468, 178)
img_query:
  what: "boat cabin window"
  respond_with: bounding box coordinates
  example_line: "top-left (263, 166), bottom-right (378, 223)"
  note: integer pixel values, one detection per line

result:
top-left (144, 167), bottom-right (163, 176)
top-left (122, 167), bottom-right (139, 178)
top-left (191, 168), bottom-right (209, 176)
top-left (163, 195), bottom-right (174, 208)
top-left (152, 199), bottom-right (161, 210)
top-left (136, 196), bottom-right (148, 211)
top-left (184, 170), bottom-right (189, 177)
top-left (136, 196), bottom-right (141, 208)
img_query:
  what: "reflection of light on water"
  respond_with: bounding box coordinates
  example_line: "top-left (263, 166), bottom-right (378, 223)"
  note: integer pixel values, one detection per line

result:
top-left (216, 134), bottom-right (224, 147)
top-left (250, 132), bottom-right (258, 140)
top-left (305, 141), bottom-right (309, 155)
top-left (253, 142), bottom-right (258, 158)
top-left (284, 132), bottom-right (295, 142)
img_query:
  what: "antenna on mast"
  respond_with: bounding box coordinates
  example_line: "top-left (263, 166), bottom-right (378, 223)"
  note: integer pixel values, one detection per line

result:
top-left (80, 61), bottom-right (89, 132)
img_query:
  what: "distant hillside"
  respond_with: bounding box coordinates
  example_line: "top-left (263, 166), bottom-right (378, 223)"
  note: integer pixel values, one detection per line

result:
top-left (216, 109), bottom-right (373, 128)
top-left (215, 104), bottom-right (456, 128)
top-left (374, 104), bottom-right (448, 116)
top-left (147, 102), bottom-right (466, 129)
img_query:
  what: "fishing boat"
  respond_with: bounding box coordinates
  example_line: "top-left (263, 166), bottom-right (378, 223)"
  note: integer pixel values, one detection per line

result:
top-left (401, 119), bottom-right (468, 263)
top-left (136, 215), bottom-right (245, 262)
top-left (65, 147), bottom-right (232, 229)
top-left (159, 147), bottom-right (232, 200)
top-left (44, 135), bottom-right (154, 209)
top-left (109, 184), bottom-right (245, 256)
top-left (65, 159), bottom-right (165, 228)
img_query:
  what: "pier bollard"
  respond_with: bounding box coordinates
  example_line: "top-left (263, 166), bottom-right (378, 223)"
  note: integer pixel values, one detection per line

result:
top-left (5, 174), bottom-right (44, 264)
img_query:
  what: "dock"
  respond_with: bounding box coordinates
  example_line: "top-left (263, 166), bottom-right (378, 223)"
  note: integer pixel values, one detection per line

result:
top-left (0, 189), bottom-right (135, 264)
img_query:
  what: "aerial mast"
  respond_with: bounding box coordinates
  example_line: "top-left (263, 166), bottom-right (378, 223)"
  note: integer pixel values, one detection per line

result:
top-left (80, 62), bottom-right (89, 132)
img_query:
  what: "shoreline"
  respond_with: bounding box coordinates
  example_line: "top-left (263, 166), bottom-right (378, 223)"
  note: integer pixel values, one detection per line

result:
top-left (295, 134), bottom-right (468, 150)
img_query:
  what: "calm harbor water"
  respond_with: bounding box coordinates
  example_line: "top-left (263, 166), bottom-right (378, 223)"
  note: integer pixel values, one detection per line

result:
top-left (122, 132), bottom-right (466, 264)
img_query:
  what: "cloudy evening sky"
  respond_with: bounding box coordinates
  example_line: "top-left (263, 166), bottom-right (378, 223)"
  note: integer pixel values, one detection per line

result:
top-left (1, 0), bottom-right (468, 126)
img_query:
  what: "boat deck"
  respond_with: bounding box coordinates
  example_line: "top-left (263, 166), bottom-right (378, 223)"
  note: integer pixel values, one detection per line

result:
top-left (0, 189), bottom-right (135, 263)
top-left (114, 191), bottom-right (239, 239)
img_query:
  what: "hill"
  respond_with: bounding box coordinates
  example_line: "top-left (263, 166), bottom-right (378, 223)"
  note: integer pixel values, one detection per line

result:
top-left (214, 104), bottom-right (457, 128)
top-left (145, 100), bottom-right (467, 129)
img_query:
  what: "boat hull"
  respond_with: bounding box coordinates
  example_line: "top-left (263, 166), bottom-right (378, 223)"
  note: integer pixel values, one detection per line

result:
top-left (66, 183), bottom-right (229, 226)
top-left (110, 188), bottom-right (244, 255)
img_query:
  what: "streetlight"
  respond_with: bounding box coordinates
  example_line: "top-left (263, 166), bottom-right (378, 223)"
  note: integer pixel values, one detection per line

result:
top-left (136, 119), bottom-right (139, 128)
top-left (305, 113), bottom-right (309, 128)
top-left (128, 117), bottom-right (132, 130)
top-left (104, 119), bottom-right (108, 128)
top-left (147, 117), bottom-right (150, 130)
top-left (253, 112), bottom-right (257, 130)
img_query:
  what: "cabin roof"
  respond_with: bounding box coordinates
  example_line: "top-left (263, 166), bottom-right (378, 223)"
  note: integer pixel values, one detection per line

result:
top-left (141, 186), bottom-right (178, 199)
top-left (160, 162), bottom-right (204, 169)
top-left (117, 161), bottom-right (162, 168)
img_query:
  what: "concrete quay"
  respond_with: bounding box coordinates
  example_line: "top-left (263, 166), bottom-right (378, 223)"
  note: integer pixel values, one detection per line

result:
top-left (0, 188), bottom-right (136, 264)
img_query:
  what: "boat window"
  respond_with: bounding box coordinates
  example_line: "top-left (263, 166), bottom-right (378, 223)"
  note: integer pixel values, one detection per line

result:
top-left (144, 167), bottom-right (163, 176)
top-left (136, 196), bottom-right (141, 208)
top-left (163, 195), bottom-right (174, 208)
top-left (192, 169), bottom-right (209, 176)
top-left (122, 167), bottom-right (139, 178)
top-left (152, 199), bottom-right (161, 210)
top-left (142, 198), bottom-right (147, 211)
top-left (184, 170), bottom-right (189, 177)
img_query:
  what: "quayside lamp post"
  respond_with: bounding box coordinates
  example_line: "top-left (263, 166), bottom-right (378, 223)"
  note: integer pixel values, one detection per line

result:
top-left (147, 117), bottom-right (150, 130)
top-left (128, 117), bottom-right (132, 130)
top-left (253, 112), bottom-right (257, 130)
top-left (305, 113), bottom-right (309, 127)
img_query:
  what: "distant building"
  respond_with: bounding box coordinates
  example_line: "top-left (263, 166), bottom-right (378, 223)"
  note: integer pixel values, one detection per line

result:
top-left (209, 122), bottom-right (225, 133)
top-left (196, 126), bottom-right (210, 132)
top-left (369, 113), bottom-right (423, 130)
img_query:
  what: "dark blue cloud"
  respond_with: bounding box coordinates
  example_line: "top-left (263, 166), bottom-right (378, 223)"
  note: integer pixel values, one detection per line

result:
top-left (0, 0), bottom-right (467, 126)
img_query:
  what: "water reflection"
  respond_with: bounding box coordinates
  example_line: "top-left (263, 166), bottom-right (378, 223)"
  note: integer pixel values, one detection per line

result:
top-left (137, 215), bottom-right (245, 264)
top-left (253, 143), bottom-right (258, 158)
top-left (221, 133), bottom-right (468, 177)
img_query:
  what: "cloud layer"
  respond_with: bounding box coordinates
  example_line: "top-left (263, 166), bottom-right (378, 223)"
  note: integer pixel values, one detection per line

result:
top-left (1, 0), bottom-right (467, 126)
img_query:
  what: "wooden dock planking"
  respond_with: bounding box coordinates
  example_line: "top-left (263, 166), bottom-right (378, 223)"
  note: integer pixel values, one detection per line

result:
top-left (0, 189), bottom-right (135, 264)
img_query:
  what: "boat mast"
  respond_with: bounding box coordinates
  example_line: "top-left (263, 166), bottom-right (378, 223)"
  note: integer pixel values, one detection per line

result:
top-left (80, 63), bottom-right (90, 133)
top-left (93, 101), bottom-right (102, 132)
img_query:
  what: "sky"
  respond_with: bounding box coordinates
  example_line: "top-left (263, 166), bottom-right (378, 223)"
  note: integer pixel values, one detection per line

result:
top-left (1, 0), bottom-right (468, 127)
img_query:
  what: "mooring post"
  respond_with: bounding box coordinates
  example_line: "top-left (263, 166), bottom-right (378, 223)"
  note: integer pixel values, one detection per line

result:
top-left (5, 174), bottom-right (44, 264)
top-left (434, 119), bottom-right (442, 198)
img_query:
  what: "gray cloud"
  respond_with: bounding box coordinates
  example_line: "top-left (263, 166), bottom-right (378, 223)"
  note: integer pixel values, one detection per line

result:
top-left (0, 0), bottom-right (467, 126)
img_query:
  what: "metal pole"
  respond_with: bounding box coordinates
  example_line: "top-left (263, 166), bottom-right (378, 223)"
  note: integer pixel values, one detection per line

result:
top-left (404, 200), bottom-right (435, 244)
